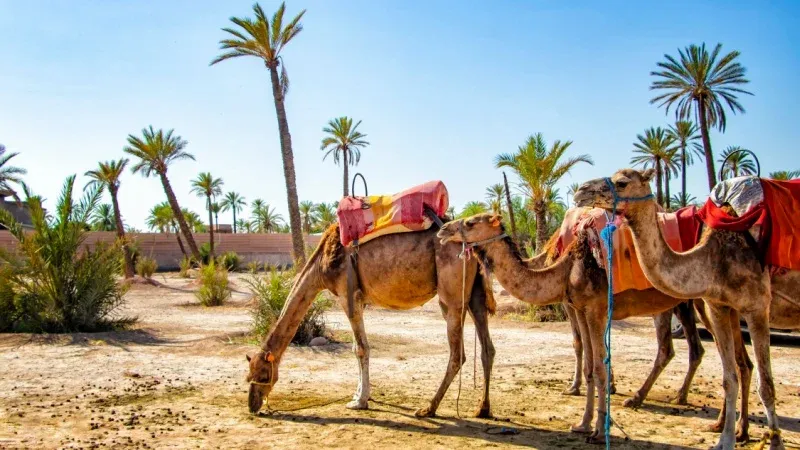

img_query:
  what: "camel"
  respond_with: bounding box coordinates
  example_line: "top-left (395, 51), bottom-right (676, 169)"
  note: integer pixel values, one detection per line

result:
top-left (437, 214), bottom-right (708, 443)
top-left (246, 222), bottom-right (498, 419)
top-left (574, 168), bottom-right (800, 450)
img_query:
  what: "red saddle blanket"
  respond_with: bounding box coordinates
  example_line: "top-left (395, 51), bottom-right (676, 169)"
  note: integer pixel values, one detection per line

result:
top-left (336, 180), bottom-right (449, 247)
top-left (697, 178), bottom-right (800, 270)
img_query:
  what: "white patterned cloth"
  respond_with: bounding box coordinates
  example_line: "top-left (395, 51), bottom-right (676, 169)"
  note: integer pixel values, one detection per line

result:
top-left (709, 175), bottom-right (764, 239)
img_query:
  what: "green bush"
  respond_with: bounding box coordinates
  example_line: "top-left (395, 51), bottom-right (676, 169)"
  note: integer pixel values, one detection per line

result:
top-left (0, 176), bottom-right (132, 332)
top-left (246, 269), bottom-right (332, 345)
top-left (217, 251), bottom-right (240, 272)
top-left (179, 256), bottom-right (193, 278)
top-left (199, 242), bottom-right (212, 265)
top-left (135, 256), bottom-right (158, 279)
top-left (508, 303), bottom-right (567, 323)
top-left (246, 260), bottom-right (262, 274)
top-left (195, 261), bottom-right (230, 306)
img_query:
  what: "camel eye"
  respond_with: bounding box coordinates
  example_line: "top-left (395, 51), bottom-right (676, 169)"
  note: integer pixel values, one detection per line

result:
top-left (615, 180), bottom-right (629, 189)
top-left (465, 219), bottom-right (476, 227)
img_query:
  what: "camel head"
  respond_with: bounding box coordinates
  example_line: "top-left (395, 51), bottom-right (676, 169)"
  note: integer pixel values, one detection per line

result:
top-left (245, 350), bottom-right (279, 414)
top-left (573, 168), bottom-right (656, 215)
top-left (437, 213), bottom-right (504, 245)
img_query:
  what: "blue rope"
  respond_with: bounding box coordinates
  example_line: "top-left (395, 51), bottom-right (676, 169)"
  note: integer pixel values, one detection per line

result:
top-left (599, 178), bottom-right (654, 449)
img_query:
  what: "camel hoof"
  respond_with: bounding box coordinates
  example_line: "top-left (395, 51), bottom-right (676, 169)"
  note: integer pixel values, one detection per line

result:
top-left (346, 400), bottom-right (369, 410)
top-left (414, 407), bottom-right (436, 418)
top-left (673, 395), bottom-right (689, 406)
top-left (473, 406), bottom-right (493, 419)
top-left (706, 421), bottom-right (724, 434)
top-left (608, 385), bottom-right (617, 395)
top-left (735, 429), bottom-right (749, 443)
top-left (571, 424), bottom-right (592, 434)
top-left (585, 431), bottom-right (606, 445)
top-left (562, 386), bottom-right (581, 396)
top-left (623, 397), bottom-right (642, 408)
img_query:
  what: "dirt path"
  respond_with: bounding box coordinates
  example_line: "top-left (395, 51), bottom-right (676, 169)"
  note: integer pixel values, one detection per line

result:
top-left (2, 273), bottom-right (800, 449)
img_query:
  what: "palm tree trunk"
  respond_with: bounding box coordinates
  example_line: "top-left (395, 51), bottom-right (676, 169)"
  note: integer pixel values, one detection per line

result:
top-left (207, 196), bottom-right (215, 258)
top-left (109, 187), bottom-right (134, 279)
top-left (233, 209), bottom-right (237, 234)
top-left (502, 172), bottom-right (517, 240)
top-left (697, 99), bottom-right (716, 190)
top-left (159, 172), bottom-right (200, 259)
top-left (681, 143), bottom-right (687, 207)
top-left (655, 158), bottom-right (664, 207)
top-left (267, 63), bottom-right (305, 267)
top-left (343, 150), bottom-right (349, 197)
top-left (664, 170), bottom-right (671, 210)
top-left (534, 200), bottom-right (548, 252)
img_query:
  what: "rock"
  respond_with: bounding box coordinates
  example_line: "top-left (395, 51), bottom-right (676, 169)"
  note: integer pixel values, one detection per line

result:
top-left (308, 337), bottom-right (329, 347)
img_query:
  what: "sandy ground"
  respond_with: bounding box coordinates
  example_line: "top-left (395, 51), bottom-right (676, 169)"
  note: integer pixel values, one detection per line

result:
top-left (2, 273), bottom-right (800, 450)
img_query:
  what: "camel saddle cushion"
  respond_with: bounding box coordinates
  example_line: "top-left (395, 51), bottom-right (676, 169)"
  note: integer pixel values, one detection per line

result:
top-left (554, 206), bottom-right (700, 294)
top-left (698, 176), bottom-right (800, 270)
top-left (336, 180), bottom-right (449, 247)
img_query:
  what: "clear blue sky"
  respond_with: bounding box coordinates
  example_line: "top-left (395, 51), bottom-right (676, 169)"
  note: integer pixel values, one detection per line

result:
top-left (1, 1), bottom-right (798, 229)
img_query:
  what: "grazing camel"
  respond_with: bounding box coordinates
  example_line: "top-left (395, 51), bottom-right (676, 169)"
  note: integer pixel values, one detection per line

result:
top-left (246, 223), bottom-right (498, 419)
top-left (437, 214), bottom-right (706, 443)
top-left (574, 168), bottom-right (800, 450)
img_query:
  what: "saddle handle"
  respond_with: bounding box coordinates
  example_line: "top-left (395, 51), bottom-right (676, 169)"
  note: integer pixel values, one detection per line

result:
top-left (719, 148), bottom-right (761, 181)
top-left (352, 173), bottom-right (368, 198)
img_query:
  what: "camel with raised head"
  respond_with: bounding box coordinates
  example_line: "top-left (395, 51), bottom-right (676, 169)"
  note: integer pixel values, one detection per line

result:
top-left (437, 214), bottom-right (707, 443)
top-left (574, 168), bottom-right (800, 450)
top-left (246, 223), bottom-right (497, 419)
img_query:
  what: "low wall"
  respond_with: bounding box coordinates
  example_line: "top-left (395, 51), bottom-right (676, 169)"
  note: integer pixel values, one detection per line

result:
top-left (0, 231), bottom-right (322, 270)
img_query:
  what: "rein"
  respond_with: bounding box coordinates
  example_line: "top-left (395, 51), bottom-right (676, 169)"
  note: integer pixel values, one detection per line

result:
top-left (599, 177), bottom-right (653, 448)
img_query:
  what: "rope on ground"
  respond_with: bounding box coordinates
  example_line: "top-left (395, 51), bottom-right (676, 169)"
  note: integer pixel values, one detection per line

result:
top-left (260, 395), bottom-right (352, 415)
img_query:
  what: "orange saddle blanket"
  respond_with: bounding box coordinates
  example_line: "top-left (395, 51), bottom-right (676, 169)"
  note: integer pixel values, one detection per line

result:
top-left (336, 180), bottom-right (449, 247)
top-left (554, 207), bottom-right (699, 294)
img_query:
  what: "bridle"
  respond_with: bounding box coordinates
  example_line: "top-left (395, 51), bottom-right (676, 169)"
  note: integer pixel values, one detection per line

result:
top-left (603, 177), bottom-right (654, 215)
top-left (455, 219), bottom-right (508, 260)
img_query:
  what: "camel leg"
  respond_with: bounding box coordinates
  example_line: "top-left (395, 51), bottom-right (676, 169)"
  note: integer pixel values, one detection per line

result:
top-left (571, 309), bottom-right (596, 434)
top-left (742, 308), bottom-right (784, 450)
top-left (624, 309), bottom-right (675, 408)
top-left (345, 294), bottom-right (370, 410)
top-left (584, 308), bottom-right (611, 444)
top-left (705, 303), bottom-right (738, 450)
top-left (467, 284), bottom-right (495, 418)
top-left (564, 302), bottom-right (583, 396)
top-left (673, 300), bottom-right (705, 405)
top-left (708, 311), bottom-right (753, 442)
top-left (414, 298), bottom-right (466, 418)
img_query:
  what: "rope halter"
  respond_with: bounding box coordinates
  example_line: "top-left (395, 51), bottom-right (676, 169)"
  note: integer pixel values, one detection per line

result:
top-left (456, 219), bottom-right (508, 261)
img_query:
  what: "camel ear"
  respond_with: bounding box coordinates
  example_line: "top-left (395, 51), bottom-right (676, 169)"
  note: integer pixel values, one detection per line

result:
top-left (246, 354), bottom-right (252, 362)
top-left (264, 352), bottom-right (275, 362)
top-left (490, 215), bottom-right (501, 227)
top-left (641, 168), bottom-right (656, 182)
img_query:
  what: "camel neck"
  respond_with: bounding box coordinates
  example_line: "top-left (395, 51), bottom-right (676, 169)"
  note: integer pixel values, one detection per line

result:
top-left (624, 202), bottom-right (710, 299)
top-left (482, 237), bottom-right (568, 305)
top-left (263, 265), bottom-right (324, 360)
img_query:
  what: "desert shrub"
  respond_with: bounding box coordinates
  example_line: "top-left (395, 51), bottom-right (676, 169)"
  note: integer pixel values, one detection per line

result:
top-left (178, 256), bottom-right (193, 278)
top-left (199, 243), bottom-right (212, 265)
top-left (135, 256), bottom-right (158, 279)
top-left (217, 251), bottom-right (240, 272)
top-left (0, 176), bottom-right (132, 332)
top-left (246, 269), bottom-right (332, 345)
top-left (246, 260), bottom-right (261, 274)
top-left (508, 303), bottom-right (567, 323)
top-left (195, 261), bottom-right (231, 306)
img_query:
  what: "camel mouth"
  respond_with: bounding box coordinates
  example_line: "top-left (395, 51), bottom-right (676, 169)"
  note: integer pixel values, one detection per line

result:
top-left (248, 384), bottom-right (266, 414)
top-left (572, 189), bottom-right (594, 207)
top-left (436, 227), bottom-right (457, 244)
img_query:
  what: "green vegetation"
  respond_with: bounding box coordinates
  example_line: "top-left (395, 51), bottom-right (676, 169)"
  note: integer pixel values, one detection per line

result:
top-left (217, 251), bottom-right (240, 272)
top-left (195, 262), bottom-right (231, 307)
top-left (135, 256), bottom-right (158, 279)
top-left (320, 116), bottom-right (370, 196)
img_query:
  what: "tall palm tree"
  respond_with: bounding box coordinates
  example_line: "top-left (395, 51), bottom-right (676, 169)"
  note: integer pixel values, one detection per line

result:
top-left (650, 43), bottom-right (752, 190)
top-left (299, 200), bottom-right (317, 233)
top-left (91, 204), bottom-right (116, 232)
top-left (670, 192), bottom-right (697, 207)
top-left (85, 158), bottom-right (134, 278)
top-left (251, 204), bottom-right (284, 233)
top-left (220, 191), bottom-right (246, 233)
top-left (667, 121), bottom-right (703, 206)
top-left (211, 2), bottom-right (307, 266)
top-left (495, 133), bottom-right (593, 251)
top-left (485, 183), bottom-right (504, 215)
top-left (183, 209), bottom-right (206, 233)
top-left (236, 219), bottom-right (252, 233)
top-left (662, 147), bottom-right (681, 210)
top-left (718, 146), bottom-right (756, 179)
top-left (630, 127), bottom-right (677, 207)
top-left (124, 126), bottom-right (200, 259)
top-left (314, 202), bottom-right (337, 230)
top-left (147, 202), bottom-right (188, 257)
top-left (566, 182), bottom-right (580, 207)
top-left (0, 144), bottom-right (27, 201)
top-left (459, 201), bottom-right (489, 219)
top-left (320, 117), bottom-right (370, 196)
top-left (190, 172), bottom-right (224, 257)
top-left (769, 170), bottom-right (800, 181)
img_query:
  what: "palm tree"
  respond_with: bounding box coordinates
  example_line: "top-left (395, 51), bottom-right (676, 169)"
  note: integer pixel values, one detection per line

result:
top-left (211, 2), bottom-right (307, 266)
top-left (495, 133), bottom-right (593, 251)
top-left (220, 191), bottom-right (246, 233)
top-left (85, 158), bottom-right (134, 278)
top-left (236, 219), bottom-right (252, 233)
top-left (147, 202), bottom-right (188, 256)
top-left (320, 117), bottom-right (370, 196)
top-left (0, 144), bottom-right (27, 201)
top-left (314, 202), bottom-right (337, 230)
top-left (446, 206), bottom-right (456, 219)
top-left (190, 172), bottom-right (224, 257)
top-left (662, 147), bottom-right (681, 210)
top-left (299, 200), bottom-right (317, 233)
top-left (670, 192), bottom-right (697, 207)
top-left (91, 204), bottom-right (116, 232)
top-left (718, 146), bottom-right (756, 179)
top-left (183, 209), bottom-right (206, 233)
top-left (459, 201), bottom-right (489, 218)
top-left (769, 170), bottom-right (800, 181)
top-left (630, 127), bottom-right (677, 207)
top-left (566, 182), bottom-right (580, 207)
top-left (666, 121), bottom-right (703, 206)
top-left (485, 184), bottom-right (504, 215)
top-left (650, 43), bottom-right (752, 190)
top-left (251, 204), bottom-right (284, 233)
top-left (124, 126), bottom-right (200, 259)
